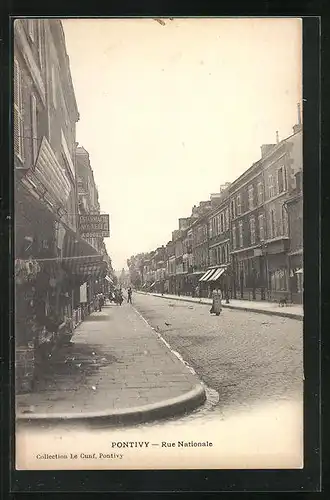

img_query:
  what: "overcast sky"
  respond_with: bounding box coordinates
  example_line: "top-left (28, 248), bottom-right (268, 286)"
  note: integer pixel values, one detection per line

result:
top-left (62, 18), bottom-right (302, 271)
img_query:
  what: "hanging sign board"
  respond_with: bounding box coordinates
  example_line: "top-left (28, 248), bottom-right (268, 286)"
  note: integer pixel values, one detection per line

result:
top-left (79, 214), bottom-right (110, 238)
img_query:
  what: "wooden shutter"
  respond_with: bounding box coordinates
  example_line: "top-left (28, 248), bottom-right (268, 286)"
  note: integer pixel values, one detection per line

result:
top-left (51, 66), bottom-right (57, 108)
top-left (28, 20), bottom-right (35, 41)
top-left (31, 94), bottom-right (38, 163)
top-left (38, 20), bottom-right (43, 68)
top-left (14, 59), bottom-right (23, 159)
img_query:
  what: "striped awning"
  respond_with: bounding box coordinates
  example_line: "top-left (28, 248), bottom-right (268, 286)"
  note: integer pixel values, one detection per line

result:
top-left (61, 229), bottom-right (106, 280)
top-left (62, 255), bottom-right (107, 279)
top-left (199, 269), bottom-right (215, 282)
top-left (208, 268), bottom-right (225, 282)
top-left (105, 275), bottom-right (113, 283)
top-left (150, 282), bottom-right (156, 288)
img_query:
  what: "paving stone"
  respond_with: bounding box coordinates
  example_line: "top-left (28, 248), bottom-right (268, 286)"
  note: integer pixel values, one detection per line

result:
top-left (16, 302), bottom-right (201, 417)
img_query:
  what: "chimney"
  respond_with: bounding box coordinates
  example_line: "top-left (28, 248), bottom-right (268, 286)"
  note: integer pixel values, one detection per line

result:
top-left (293, 102), bottom-right (302, 134)
top-left (261, 144), bottom-right (276, 158)
top-left (276, 131), bottom-right (279, 144)
top-left (297, 102), bottom-right (301, 125)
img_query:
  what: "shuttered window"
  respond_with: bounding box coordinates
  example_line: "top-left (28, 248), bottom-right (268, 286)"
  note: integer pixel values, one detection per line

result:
top-left (268, 174), bottom-right (275, 198)
top-left (27, 20), bottom-right (35, 41)
top-left (51, 66), bottom-right (57, 108)
top-left (239, 221), bottom-right (243, 247)
top-left (31, 93), bottom-right (38, 163)
top-left (232, 226), bottom-right (237, 249)
top-left (236, 194), bottom-right (242, 215)
top-left (248, 185), bottom-right (254, 210)
top-left (14, 59), bottom-right (24, 160)
top-left (38, 20), bottom-right (43, 69)
top-left (250, 217), bottom-right (256, 245)
top-left (258, 214), bottom-right (265, 241)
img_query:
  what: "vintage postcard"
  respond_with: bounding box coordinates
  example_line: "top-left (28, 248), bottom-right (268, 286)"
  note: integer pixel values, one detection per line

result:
top-left (14, 17), bottom-right (303, 470)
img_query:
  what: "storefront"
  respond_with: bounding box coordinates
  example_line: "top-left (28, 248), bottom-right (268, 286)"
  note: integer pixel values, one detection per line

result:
top-left (231, 248), bottom-right (266, 300)
top-left (266, 240), bottom-right (290, 301)
top-left (199, 265), bottom-right (231, 298)
top-left (61, 227), bottom-right (108, 319)
top-left (187, 271), bottom-right (204, 296)
top-left (14, 184), bottom-right (108, 392)
top-left (288, 251), bottom-right (303, 303)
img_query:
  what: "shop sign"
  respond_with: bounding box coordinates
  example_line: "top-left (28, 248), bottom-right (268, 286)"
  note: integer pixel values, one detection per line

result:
top-left (79, 214), bottom-right (110, 237)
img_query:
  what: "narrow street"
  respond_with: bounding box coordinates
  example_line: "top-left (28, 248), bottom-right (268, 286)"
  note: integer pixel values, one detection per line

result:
top-left (16, 295), bottom-right (303, 470)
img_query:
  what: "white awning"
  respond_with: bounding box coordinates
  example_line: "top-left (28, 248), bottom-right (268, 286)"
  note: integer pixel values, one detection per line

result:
top-left (199, 269), bottom-right (215, 282)
top-left (208, 268), bottom-right (225, 281)
top-left (105, 275), bottom-right (113, 283)
top-left (295, 268), bottom-right (303, 274)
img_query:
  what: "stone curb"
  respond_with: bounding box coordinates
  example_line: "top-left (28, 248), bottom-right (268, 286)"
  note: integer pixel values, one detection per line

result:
top-left (136, 291), bottom-right (303, 321)
top-left (16, 383), bottom-right (206, 426)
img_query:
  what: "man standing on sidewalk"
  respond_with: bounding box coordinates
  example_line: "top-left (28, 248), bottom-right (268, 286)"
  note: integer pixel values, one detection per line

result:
top-left (127, 287), bottom-right (132, 304)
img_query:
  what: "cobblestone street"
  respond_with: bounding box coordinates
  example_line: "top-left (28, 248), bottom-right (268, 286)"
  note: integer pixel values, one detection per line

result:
top-left (132, 293), bottom-right (303, 415)
top-left (16, 293), bottom-right (304, 470)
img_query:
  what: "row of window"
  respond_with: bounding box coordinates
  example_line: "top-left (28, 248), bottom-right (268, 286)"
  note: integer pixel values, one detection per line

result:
top-left (230, 169), bottom-right (287, 218)
top-left (232, 209), bottom-right (288, 249)
top-left (232, 215), bottom-right (264, 249)
top-left (210, 208), bottom-right (230, 237)
top-left (14, 59), bottom-right (39, 163)
top-left (193, 225), bottom-right (208, 245)
top-left (210, 243), bottom-right (230, 266)
top-left (26, 20), bottom-right (44, 70)
top-left (14, 20), bottom-right (63, 161)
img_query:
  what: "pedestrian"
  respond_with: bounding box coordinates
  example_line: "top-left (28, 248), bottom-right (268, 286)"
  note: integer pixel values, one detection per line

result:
top-left (94, 294), bottom-right (99, 312)
top-left (210, 287), bottom-right (222, 316)
top-left (98, 293), bottom-right (104, 312)
top-left (127, 287), bottom-right (132, 304)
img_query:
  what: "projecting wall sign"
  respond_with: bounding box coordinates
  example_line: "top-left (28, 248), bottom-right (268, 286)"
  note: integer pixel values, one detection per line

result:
top-left (79, 214), bottom-right (110, 238)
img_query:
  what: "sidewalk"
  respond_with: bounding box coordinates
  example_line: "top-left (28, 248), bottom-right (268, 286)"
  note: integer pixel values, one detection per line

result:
top-left (139, 292), bottom-right (303, 321)
top-left (16, 302), bottom-right (206, 424)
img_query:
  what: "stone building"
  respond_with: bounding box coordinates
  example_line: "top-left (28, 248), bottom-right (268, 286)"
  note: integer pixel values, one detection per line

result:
top-left (261, 123), bottom-right (302, 301)
top-left (200, 187), bottom-right (232, 297)
top-left (14, 19), bottom-right (109, 391)
top-left (228, 158), bottom-right (267, 300)
top-left (284, 170), bottom-right (303, 303)
top-left (76, 146), bottom-right (102, 251)
top-left (166, 240), bottom-right (176, 294)
top-left (128, 117), bottom-right (303, 304)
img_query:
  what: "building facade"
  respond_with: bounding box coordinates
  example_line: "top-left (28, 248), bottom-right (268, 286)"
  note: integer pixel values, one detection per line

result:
top-left (128, 120), bottom-right (302, 305)
top-left (284, 169), bottom-right (303, 303)
top-left (205, 188), bottom-right (232, 297)
top-left (14, 19), bottom-right (110, 392)
top-left (261, 126), bottom-right (302, 301)
top-left (229, 159), bottom-right (267, 300)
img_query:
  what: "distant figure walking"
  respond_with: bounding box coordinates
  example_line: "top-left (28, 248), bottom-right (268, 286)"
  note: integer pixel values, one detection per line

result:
top-left (98, 293), bottom-right (104, 312)
top-left (115, 289), bottom-right (123, 306)
top-left (94, 294), bottom-right (100, 312)
top-left (127, 287), bottom-right (132, 304)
